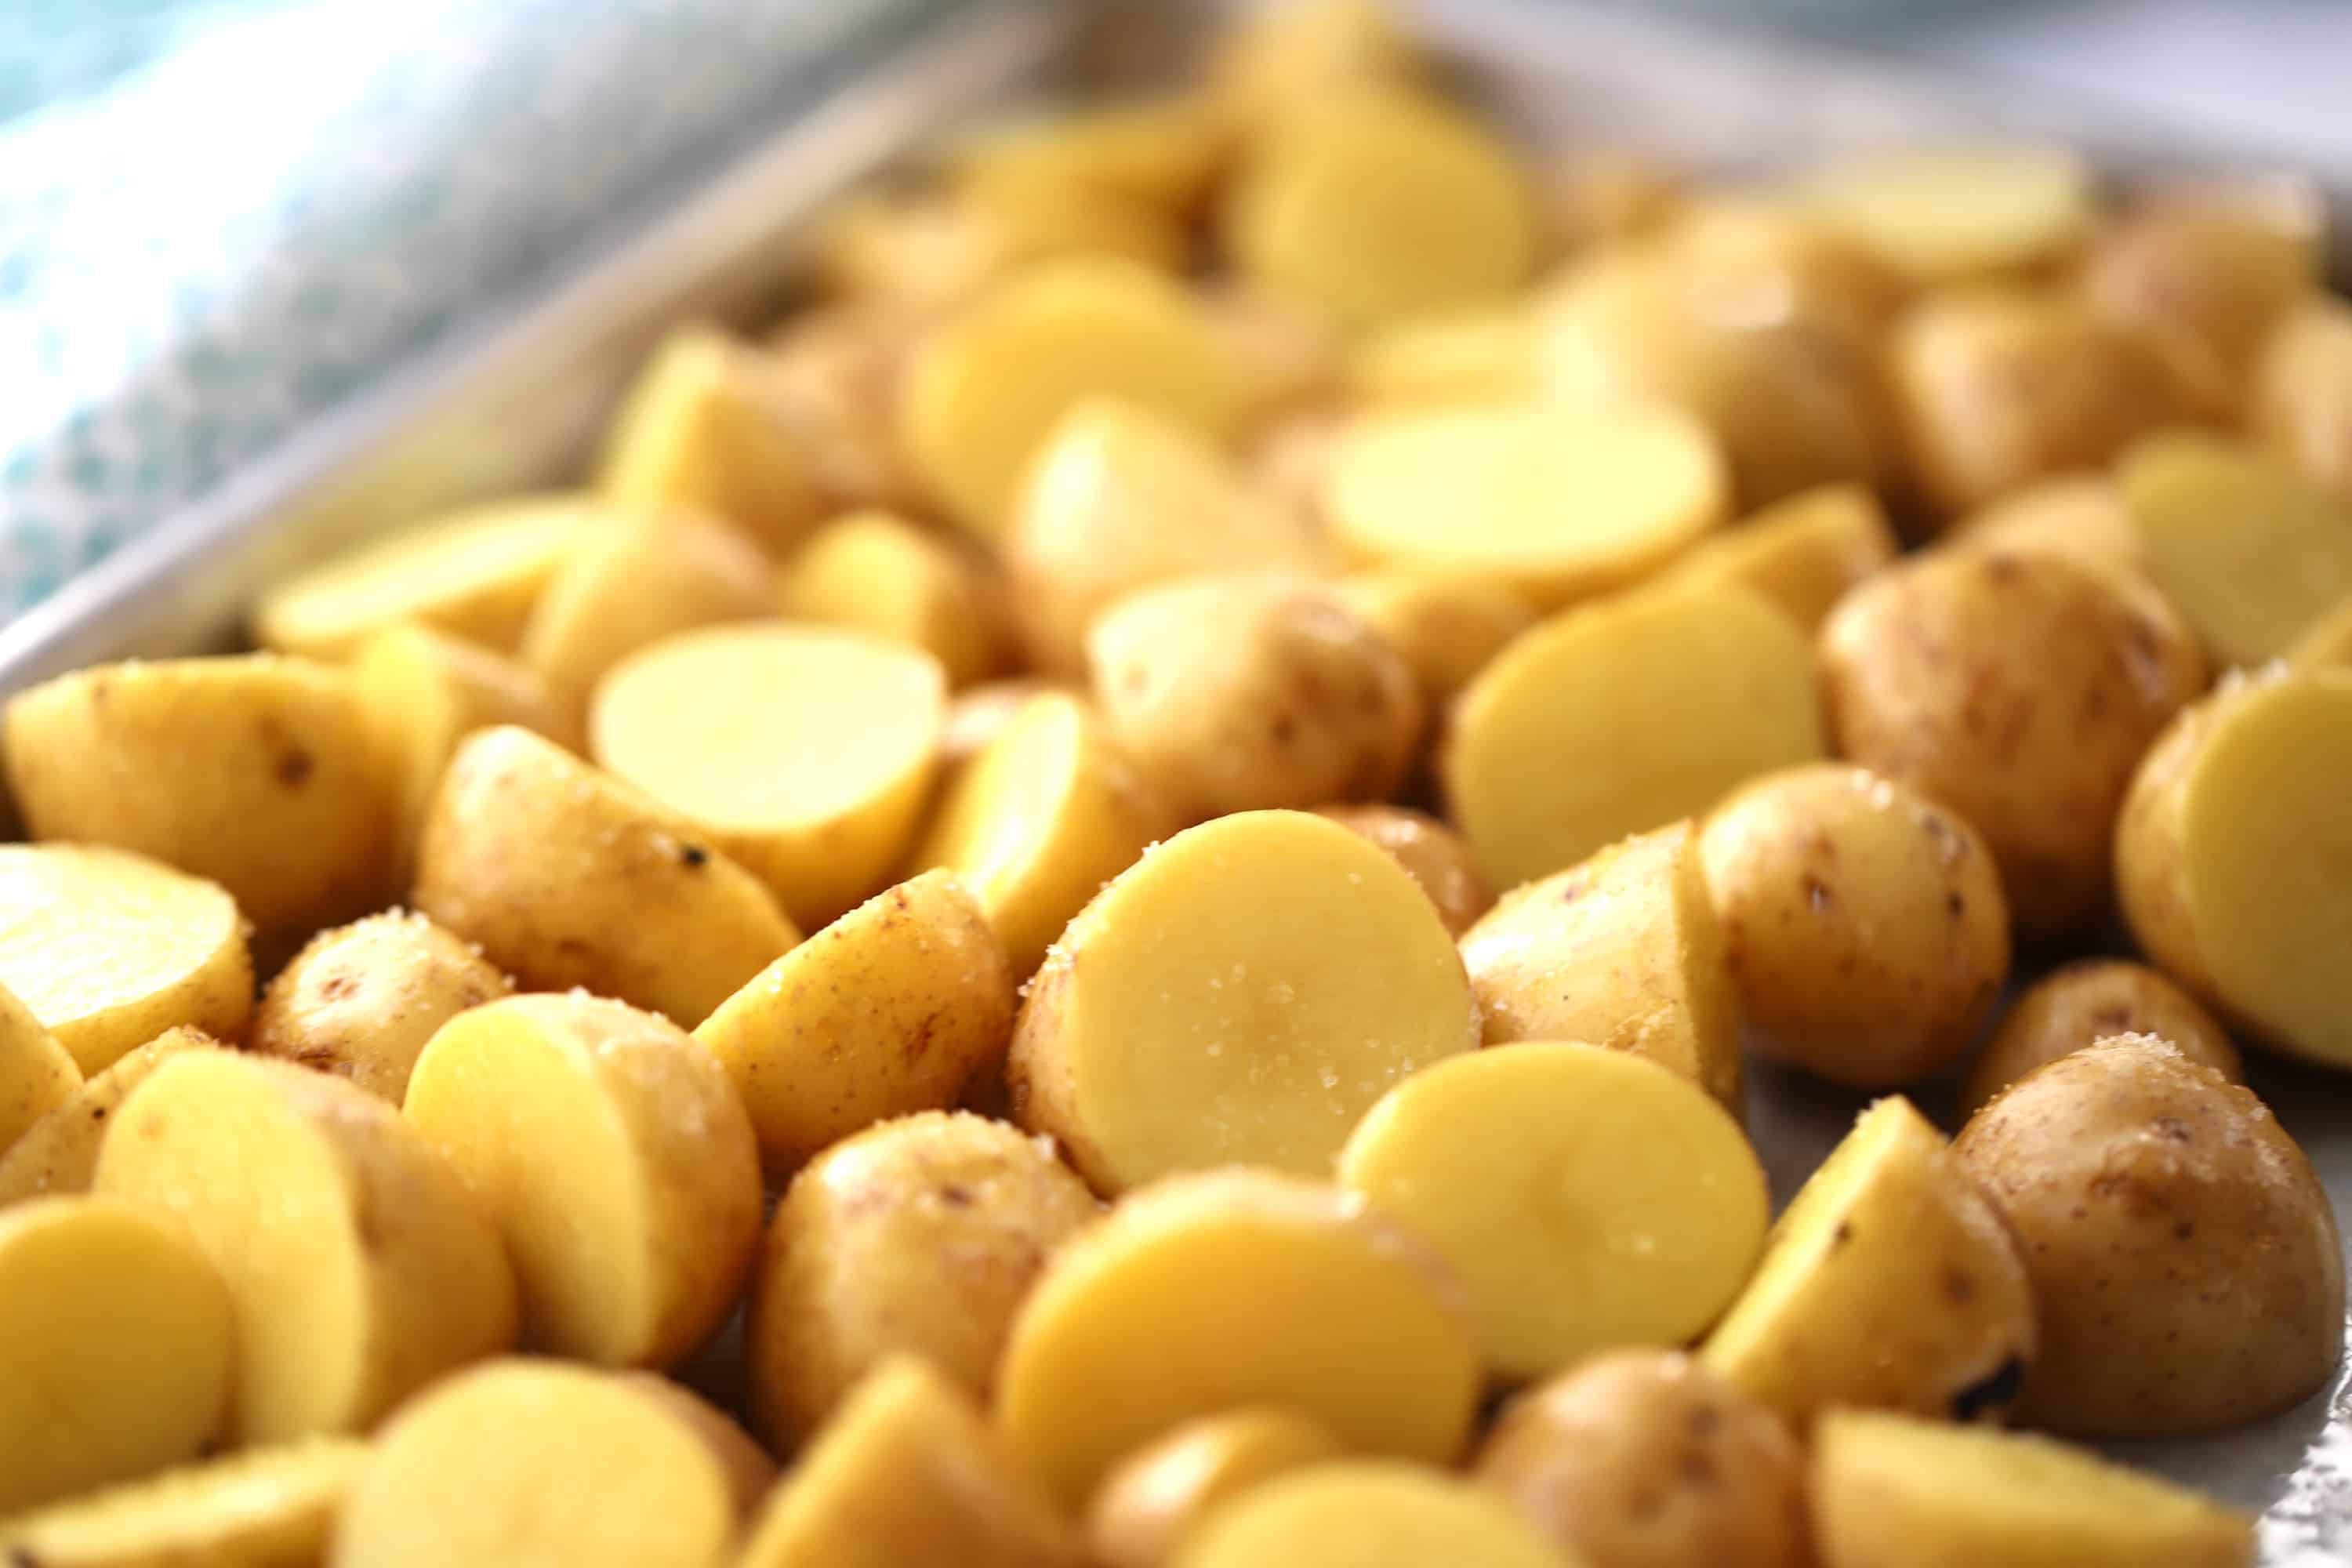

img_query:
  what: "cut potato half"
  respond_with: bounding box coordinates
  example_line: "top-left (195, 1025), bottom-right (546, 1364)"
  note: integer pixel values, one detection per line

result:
top-left (0, 1437), bottom-right (365, 1568)
top-left (1794, 143), bottom-right (2092, 283)
top-left (1172, 1462), bottom-right (1563, 1568)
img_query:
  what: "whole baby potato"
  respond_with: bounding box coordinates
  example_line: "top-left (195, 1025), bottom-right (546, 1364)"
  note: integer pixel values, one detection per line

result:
top-left (1954, 1035), bottom-right (2344, 1437)
top-left (1699, 764), bottom-right (2009, 1088)
top-left (1958, 959), bottom-right (2241, 1117)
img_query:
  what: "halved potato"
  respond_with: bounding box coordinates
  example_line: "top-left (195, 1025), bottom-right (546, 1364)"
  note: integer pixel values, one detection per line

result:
top-left (1172, 1462), bottom-right (1563, 1568)
top-left (1663, 482), bottom-right (1896, 633)
top-left (1332, 571), bottom-right (1537, 710)
top-left (0, 1028), bottom-right (219, 1207)
top-left (1312, 805), bottom-right (1493, 935)
top-left (0, 1437), bottom-right (365, 1568)
top-left (950, 98), bottom-right (1227, 215)
top-left (781, 510), bottom-right (1014, 687)
top-left (813, 187), bottom-right (1183, 310)
top-left (1346, 304), bottom-right (1542, 408)
top-left (1087, 1408), bottom-right (1342, 1568)
top-left (1208, 0), bottom-right (1419, 127)
top-left (0, 980), bottom-right (80, 1156)
top-left (1793, 143), bottom-right (2092, 284)
top-left (2252, 296), bottom-right (2352, 503)
top-left (1958, 959), bottom-right (2240, 1118)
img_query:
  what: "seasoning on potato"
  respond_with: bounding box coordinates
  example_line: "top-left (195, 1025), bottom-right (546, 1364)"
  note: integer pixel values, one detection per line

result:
top-left (1311, 804), bottom-right (1493, 935)
top-left (1793, 142), bottom-right (2092, 284)
top-left (1332, 570), bottom-right (1537, 710)
top-left (1087, 1408), bottom-right (1343, 1568)
top-left (1171, 1461), bottom-right (1564, 1568)
top-left (1958, 958), bottom-right (2240, 1117)
top-left (0, 1027), bottom-right (219, 1208)
top-left (0, 1437), bottom-right (367, 1568)
top-left (0, 980), bottom-right (80, 1156)
top-left (781, 509), bottom-right (1015, 688)
top-left (1661, 482), bottom-right (1896, 633)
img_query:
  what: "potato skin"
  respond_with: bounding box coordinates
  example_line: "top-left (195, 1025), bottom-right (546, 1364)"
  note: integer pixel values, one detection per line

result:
top-left (1312, 804), bottom-right (1493, 935)
top-left (252, 910), bottom-right (512, 1105)
top-left (1954, 1036), bottom-right (2344, 1436)
top-left (1475, 1350), bottom-right (1809, 1568)
top-left (1958, 959), bottom-right (2239, 1117)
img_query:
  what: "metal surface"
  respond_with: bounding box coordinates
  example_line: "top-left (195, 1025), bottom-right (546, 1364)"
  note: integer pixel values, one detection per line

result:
top-left (2, 1), bottom-right (2348, 1556)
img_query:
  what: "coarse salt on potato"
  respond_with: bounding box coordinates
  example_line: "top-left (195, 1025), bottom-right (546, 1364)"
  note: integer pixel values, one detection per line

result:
top-left (0, 1027), bottom-right (219, 1208)
top-left (1958, 958), bottom-right (2240, 1118)
top-left (1087, 1408), bottom-right (1342, 1568)
top-left (0, 1437), bottom-right (365, 1568)
top-left (1172, 1462), bottom-right (1563, 1568)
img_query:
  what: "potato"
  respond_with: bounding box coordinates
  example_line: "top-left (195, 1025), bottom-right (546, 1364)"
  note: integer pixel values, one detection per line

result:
top-left (0, 1437), bottom-right (365, 1568)
top-left (781, 510), bottom-right (1014, 687)
top-left (1886, 285), bottom-right (2171, 521)
top-left (405, 993), bottom-right (761, 1368)
top-left (1326, 399), bottom-right (1729, 609)
top-left (615, 1373), bottom-right (778, 1520)
top-left (996, 1168), bottom-right (1480, 1506)
top-left (1312, 804), bottom-right (1492, 935)
top-left (413, 725), bottom-right (798, 1026)
top-left (1820, 545), bottom-right (2205, 938)
top-left (1087, 1408), bottom-right (1341, 1568)
top-left (900, 256), bottom-right (1243, 539)
top-left (748, 1110), bottom-right (1098, 1442)
top-left (813, 187), bottom-right (1184, 310)
top-left (1955, 1035), bottom-right (2343, 1435)
top-left (1947, 472), bottom-right (2145, 579)
top-left (94, 1051), bottom-right (517, 1441)
top-left (1345, 304), bottom-right (1542, 408)
top-left (0, 980), bottom-right (80, 1156)
top-left (1332, 571), bottom-right (1537, 709)
top-left (1338, 1042), bottom-right (1769, 1379)
top-left (596, 322), bottom-right (829, 554)
top-left (1172, 1463), bottom-right (1563, 1568)
top-left (1698, 763), bottom-right (2010, 1088)
top-left (760, 302), bottom-right (929, 514)
top-left (1252, 408), bottom-right (1345, 526)
top-left (0, 844), bottom-right (252, 1073)
top-left (2252, 295), bottom-right (2352, 503)
top-left (1087, 574), bottom-right (1421, 822)
top-left (0, 1028), bottom-right (218, 1207)
top-left (1540, 146), bottom-right (1682, 256)
top-left (1203, 285), bottom-right (1344, 431)
top-left (0, 1197), bottom-right (232, 1512)
top-left (1474, 1350), bottom-right (1809, 1568)
top-left (1700, 1096), bottom-right (2035, 1425)
top-left (2118, 430), bottom-right (2352, 666)
top-left (950, 99), bottom-right (1227, 216)
top-left (1661, 482), bottom-right (1896, 633)
top-left (1793, 143), bottom-right (2092, 284)
top-left (332, 1359), bottom-right (735, 1568)
top-left (1208, 0), bottom-right (1419, 127)
top-left (251, 909), bottom-right (511, 1105)
top-left (591, 624), bottom-right (946, 927)
top-left (939, 677), bottom-right (1069, 769)
top-left (1008, 398), bottom-right (1329, 677)
top-left (915, 692), bottom-right (1167, 978)
top-left (1445, 579), bottom-right (1824, 890)
top-left (5, 655), bottom-right (394, 935)
top-left (1458, 822), bottom-right (1738, 1106)
top-left (1958, 958), bottom-right (2240, 1118)
top-left (738, 1355), bottom-right (1088, 1568)
top-left (2288, 591), bottom-right (2352, 670)
top-left (250, 493), bottom-right (580, 659)
top-left (1661, 197), bottom-right (1911, 339)
top-left (1811, 1408), bottom-right (2255, 1568)
top-left (2115, 667), bottom-right (2352, 1067)
top-left (1007, 810), bottom-right (1479, 1192)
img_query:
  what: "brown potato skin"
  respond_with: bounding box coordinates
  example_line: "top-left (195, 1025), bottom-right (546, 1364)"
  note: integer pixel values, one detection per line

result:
top-left (1820, 546), bottom-right (2205, 938)
top-left (2082, 202), bottom-right (2312, 421)
top-left (251, 911), bottom-right (512, 1105)
top-left (1475, 1350), bottom-right (1809, 1568)
top-left (1954, 1036), bottom-right (2344, 1437)
top-left (1959, 960), bottom-right (2241, 1118)
top-left (1312, 804), bottom-right (1493, 935)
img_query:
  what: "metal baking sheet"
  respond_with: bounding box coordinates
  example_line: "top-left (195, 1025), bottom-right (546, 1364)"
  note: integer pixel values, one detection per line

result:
top-left (3, 2), bottom-right (2347, 1556)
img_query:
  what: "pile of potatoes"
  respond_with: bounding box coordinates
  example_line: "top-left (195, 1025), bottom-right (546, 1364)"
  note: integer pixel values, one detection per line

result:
top-left (6, 2), bottom-right (2352, 1563)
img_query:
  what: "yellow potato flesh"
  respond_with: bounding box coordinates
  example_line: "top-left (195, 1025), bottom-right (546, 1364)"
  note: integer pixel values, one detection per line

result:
top-left (1171, 1463), bottom-right (1565, 1568)
top-left (93, 1051), bottom-right (517, 1442)
top-left (2252, 296), bottom-right (2352, 503)
top-left (0, 982), bottom-right (79, 1156)
top-left (1209, 0), bottom-right (1418, 126)
top-left (915, 693), bottom-right (1166, 978)
top-left (900, 257), bottom-right (1243, 540)
top-left (1347, 305), bottom-right (1542, 408)
top-left (1327, 400), bottom-right (1729, 608)
top-left (1334, 571), bottom-right (1537, 708)
top-left (1811, 1410), bottom-right (2253, 1568)
top-left (1794, 143), bottom-right (2091, 283)
top-left (0, 1437), bottom-right (365, 1568)
top-left (251, 495), bottom-right (579, 659)
top-left (1445, 579), bottom-right (1824, 889)
top-left (0, 1029), bottom-right (216, 1207)
top-left (0, 1198), bottom-right (232, 1513)
top-left (952, 100), bottom-right (1226, 213)
top-left (406, 993), bottom-right (761, 1368)
top-left (1087, 1408), bottom-right (1342, 1568)
top-left (0, 844), bottom-right (251, 1073)
top-left (1007, 811), bottom-right (1479, 1192)
top-left (334, 1360), bottom-right (735, 1568)
top-left (592, 624), bottom-right (947, 930)
top-left (1339, 1042), bottom-right (1768, 1381)
top-left (1664, 481), bottom-right (1896, 633)
top-left (996, 1168), bottom-right (1480, 1506)
top-left (781, 510), bottom-right (1011, 687)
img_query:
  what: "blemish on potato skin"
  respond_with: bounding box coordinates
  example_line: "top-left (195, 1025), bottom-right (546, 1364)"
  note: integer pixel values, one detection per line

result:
top-left (275, 746), bottom-right (315, 788)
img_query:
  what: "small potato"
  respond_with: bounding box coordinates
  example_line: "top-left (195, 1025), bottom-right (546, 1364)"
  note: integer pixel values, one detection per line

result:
top-left (695, 872), bottom-right (1016, 1172)
top-left (1208, 0), bottom-right (1420, 127)
top-left (762, 303), bottom-right (929, 514)
top-left (1947, 472), bottom-right (2145, 579)
top-left (996, 1168), bottom-right (1481, 1506)
top-left (1662, 482), bottom-right (1896, 633)
top-left (0, 844), bottom-right (252, 1073)
top-left (597, 322), bottom-right (829, 554)
top-left (2288, 592), bottom-right (2352, 670)
top-left (615, 1374), bottom-right (778, 1521)
top-left (406, 993), bottom-right (762, 1368)
top-left (739, 1356), bottom-right (1088, 1568)
top-left (2116, 668), bottom-right (2352, 1067)
top-left (782, 510), bottom-right (1014, 687)
top-left (1698, 764), bottom-right (2010, 1089)
top-left (1956, 1036), bottom-right (2344, 1435)
top-left (5, 655), bottom-right (394, 935)
top-left (1459, 822), bottom-right (1738, 1107)
top-left (332, 1359), bottom-right (735, 1568)
top-left (1345, 304), bottom-right (1542, 408)
top-left (949, 99), bottom-right (1227, 216)
top-left (1820, 545), bottom-right (2205, 938)
top-left (939, 677), bottom-right (1070, 769)
top-left (1701, 1096), bottom-right (2035, 1425)
top-left (1445, 579), bottom-right (1824, 891)
top-left (1793, 143), bottom-right (2092, 285)
top-left (95, 1051), bottom-right (517, 1442)
top-left (1008, 398), bottom-right (1329, 677)
top-left (1088, 574), bottom-right (1421, 822)
top-left (252, 909), bottom-right (512, 1105)
top-left (1474, 1350), bottom-right (1809, 1568)
top-left (413, 725), bottom-right (798, 1026)
top-left (0, 1437), bottom-right (365, 1568)
top-left (0, 1197), bottom-right (233, 1513)
top-left (1312, 804), bottom-right (1492, 935)
top-left (1339, 1043), bottom-right (1768, 1379)
top-left (249, 493), bottom-right (579, 660)
top-left (0, 981), bottom-right (80, 1156)
top-left (1173, 1462), bottom-right (1562, 1568)
top-left (748, 1110), bottom-right (1098, 1443)
top-left (1958, 960), bottom-right (2240, 1118)
top-left (0, 1028), bottom-right (218, 1207)
top-left (1087, 1408), bottom-right (1341, 1568)
top-left (1539, 145), bottom-right (1683, 256)
top-left (1661, 198), bottom-right (1911, 340)
top-left (916, 692), bottom-right (1168, 978)
top-left (2252, 295), bottom-right (2352, 503)
top-left (814, 187), bottom-right (1183, 310)
top-left (1008, 811), bottom-right (1479, 1192)
top-left (1333, 571), bottom-right (1537, 710)
top-left (1811, 1409), bottom-right (2255, 1568)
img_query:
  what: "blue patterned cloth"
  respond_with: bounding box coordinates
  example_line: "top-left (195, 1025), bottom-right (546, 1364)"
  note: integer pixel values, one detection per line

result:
top-left (0, 0), bottom-right (949, 615)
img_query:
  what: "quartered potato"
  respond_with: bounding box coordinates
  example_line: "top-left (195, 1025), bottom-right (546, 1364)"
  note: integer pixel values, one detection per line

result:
top-left (0, 981), bottom-right (78, 1156)
top-left (2252, 295), bottom-right (2352, 503)
top-left (1087, 1408), bottom-right (1342, 1568)
top-left (1332, 570), bottom-right (1536, 710)
top-left (1311, 804), bottom-right (1492, 935)
top-left (1958, 958), bottom-right (2240, 1118)
top-left (0, 1437), bottom-right (365, 1568)
top-left (1172, 1463), bottom-right (1563, 1568)
top-left (0, 1027), bottom-right (218, 1207)
top-left (781, 509), bottom-right (1015, 687)
top-left (1793, 143), bottom-right (2092, 284)
top-left (1662, 482), bottom-right (1896, 633)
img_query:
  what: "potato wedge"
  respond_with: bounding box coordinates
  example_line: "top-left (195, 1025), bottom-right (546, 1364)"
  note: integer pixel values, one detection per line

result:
top-left (1662, 482), bottom-right (1896, 633)
top-left (1311, 805), bottom-right (1492, 935)
top-left (1793, 143), bottom-right (2092, 284)
top-left (0, 981), bottom-right (80, 1156)
top-left (94, 1051), bottom-right (517, 1441)
top-left (1172, 1462), bottom-right (1562, 1568)
top-left (2252, 295), bottom-right (2352, 503)
top-left (1087, 1408), bottom-right (1341, 1568)
top-left (782, 510), bottom-right (1014, 687)
top-left (1332, 571), bottom-right (1537, 710)
top-left (0, 1028), bottom-right (218, 1207)
top-left (0, 1437), bottom-right (365, 1568)
top-left (1958, 959), bottom-right (2239, 1117)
